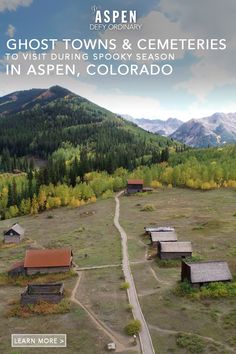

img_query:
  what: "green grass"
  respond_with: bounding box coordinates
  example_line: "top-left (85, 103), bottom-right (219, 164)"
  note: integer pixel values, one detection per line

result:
top-left (77, 267), bottom-right (133, 337)
top-left (0, 198), bottom-right (121, 270)
top-left (0, 198), bottom-right (131, 354)
top-left (120, 188), bottom-right (236, 353)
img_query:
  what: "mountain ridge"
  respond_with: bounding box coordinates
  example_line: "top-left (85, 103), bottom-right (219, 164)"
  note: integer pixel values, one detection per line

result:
top-left (170, 112), bottom-right (236, 147)
top-left (121, 112), bottom-right (236, 147)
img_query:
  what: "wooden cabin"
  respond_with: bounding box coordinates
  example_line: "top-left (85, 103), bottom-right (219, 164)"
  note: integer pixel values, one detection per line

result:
top-left (150, 230), bottom-right (177, 247)
top-left (4, 223), bottom-right (25, 244)
top-left (8, 260), bottom-right (25, 277)
top-left (21, 283), bottom-right (64, 305)
top-left (181, 260), bottom-right (232, 288)
top-left (127, 179), bottom-right (143, 194)
top-left (24, 248), bottom-right (73, 275)
top-left (158, 241), bottom-right (192, 260)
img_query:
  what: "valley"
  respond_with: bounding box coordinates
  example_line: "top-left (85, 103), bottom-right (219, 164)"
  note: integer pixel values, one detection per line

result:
top-left (1, 188), bottom-right (236, 353)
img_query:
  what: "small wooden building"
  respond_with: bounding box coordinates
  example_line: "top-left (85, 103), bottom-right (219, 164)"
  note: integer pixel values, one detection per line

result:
top-left (21, 283), bottom-right (64, 305)
top-left (4, 223), bottom-right (25, 244)
top-left (8, 260), bottom-right (25, 277)
top-left (24, 248), bottom-right (73, 275)
top-left (158, 241), bottom-right (192, 260)
top-left (181, 260), bottom-right (232, 288)
top-left (127, 179), bottom-right (144, 194)
top-left (150, 230), bottom-right (177, 247)
top-left (145, 226), bottom-right (174, 235)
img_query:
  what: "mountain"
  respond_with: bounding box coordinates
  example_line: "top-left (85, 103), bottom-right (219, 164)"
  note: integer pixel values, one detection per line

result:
top-left (0, 86), bottom-right (177, 173)
top-left (0, 86), bottom-right (76, 115)
top-left (135, 117), bottom-right (183, 136)
top-left (120, 115), bottom-right (183, 136)
top-left (170, 112), bottom-right (236, 147)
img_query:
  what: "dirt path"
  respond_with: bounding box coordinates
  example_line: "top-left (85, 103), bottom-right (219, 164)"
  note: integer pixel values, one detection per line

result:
top-left (114, 191), bottom-right (155, 354)
top-left (149, 266), bottom-right (170, 285)
top-left (76, 264), bottom-right (121, 271)
top-left (149, 324), bottom-right (236, 353)
top-left (70, 271), bottom-right (128, 353)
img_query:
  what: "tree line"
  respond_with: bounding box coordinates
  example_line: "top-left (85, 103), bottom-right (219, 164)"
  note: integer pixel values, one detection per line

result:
top-left (1, 144), bottom-right (236, 220)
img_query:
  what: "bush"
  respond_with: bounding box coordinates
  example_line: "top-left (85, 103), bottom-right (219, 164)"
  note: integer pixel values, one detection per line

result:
top-left (176, 333), bottom-right (204, 353)
top-left (141, 204), bottom-right (155, 212)
top-left (150, 180), bottom-right (162, 189)
top-left (175, 281), bottom-right (236, 299)
top-left (5, 269), bottom-right (77, 287)
top-left (120, 282), bottom-right (130, 290)
top-left (126, 304), bottom-right (133, 312)
top-left (101, 189), bottom-right (114, 199)
top-left (125, 319), bottom-right (141, 336)
top-left (175, 281), bottom-right (195, 296)
top-left (7, 299), bottom-right (70, 318)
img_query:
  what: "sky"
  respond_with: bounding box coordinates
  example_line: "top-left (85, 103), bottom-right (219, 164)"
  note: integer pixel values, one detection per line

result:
top-left (0, 0), bottom-right (236, 121)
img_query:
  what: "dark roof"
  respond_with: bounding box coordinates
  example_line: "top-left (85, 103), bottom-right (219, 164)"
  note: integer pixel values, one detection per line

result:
top-left (5, 223), bottom-right (24, 235)
top-left (151, 231), bottom-right (177, 242)
top-left (127, 179), bottom-right (144, 185)
top-left (23, 283), bottom-right (64, 295)
top-left (160, 241), bottom-right (192, 253)
top-left (8, 260), bottom-right (24, 271)
top-left (24, 248), bottom-right (73, 268)
top-left (184, 261), bottom-right (232, 283)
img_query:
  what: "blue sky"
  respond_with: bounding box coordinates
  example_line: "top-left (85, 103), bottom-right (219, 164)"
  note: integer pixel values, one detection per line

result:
top-left (0, 0), bottom-right (236, 121)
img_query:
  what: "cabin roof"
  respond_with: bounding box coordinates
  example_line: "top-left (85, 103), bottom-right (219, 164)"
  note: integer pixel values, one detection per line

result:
top-left (8, 260), bottom-right (24, 271)
top-left (5, 223), bottom-right (24, 235)
top-left (151, 231), bottom-right (177, 242)
top-left (24, 283), bottom-right (64, 295)
top-left (160, 241), bottom-right (192, 253)
top-left (184, 261), bottom-right (232, 283)
top-left (145, 226), bottom-right (175, 232)
top-left (24, 248), bottom-right (73, 268)
top-left (127, 179), bottom-right (144, 185)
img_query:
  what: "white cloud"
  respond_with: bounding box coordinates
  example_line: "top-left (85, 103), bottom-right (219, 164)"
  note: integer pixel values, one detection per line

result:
top-left (101, 10), bottom-right (187, 62)
top-left (6, 24), bottom-right (16, 38)
top-left (86, 91), bottom-right (161, 118)
top-left (159, 0), bottom-right (236, 99)
top-left (0, 0), bottom-right (32, 12)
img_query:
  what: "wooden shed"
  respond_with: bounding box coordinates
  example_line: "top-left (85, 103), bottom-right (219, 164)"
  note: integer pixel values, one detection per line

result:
top-left (145, 226), bottom-right (174, 235)
top-left (158, 241), bottom-right (192, 260)
top-left (24, 248), bottom-right (73, 275)
top-left (4, 223), bottom-right (25, 244)
top-left (8, 260), bottom-right (25, 277)
top-left (150, 230), bottom-right (177, 247)
top-left (127, 179), bottom-right (144, 194)
top-left (181, 260), bottom-right (232, 288)
top-left (21, 283), bottom-right (64, 305)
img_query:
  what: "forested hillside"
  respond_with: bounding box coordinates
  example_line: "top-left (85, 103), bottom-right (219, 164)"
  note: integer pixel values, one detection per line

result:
top-left (0, 86), bottom-right (177, 175)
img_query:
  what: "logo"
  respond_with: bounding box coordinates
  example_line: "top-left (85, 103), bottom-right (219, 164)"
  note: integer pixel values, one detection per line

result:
top-left (90, 6), bottom-right (142, 31)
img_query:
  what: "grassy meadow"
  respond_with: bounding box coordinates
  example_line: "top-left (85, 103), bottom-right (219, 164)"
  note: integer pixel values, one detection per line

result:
top-left (120, 188), bottom-right (236, 354)
top-left (0, 199), bottom-right (135, 354)
top-left (1, 187), bottom-right (236, 353)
